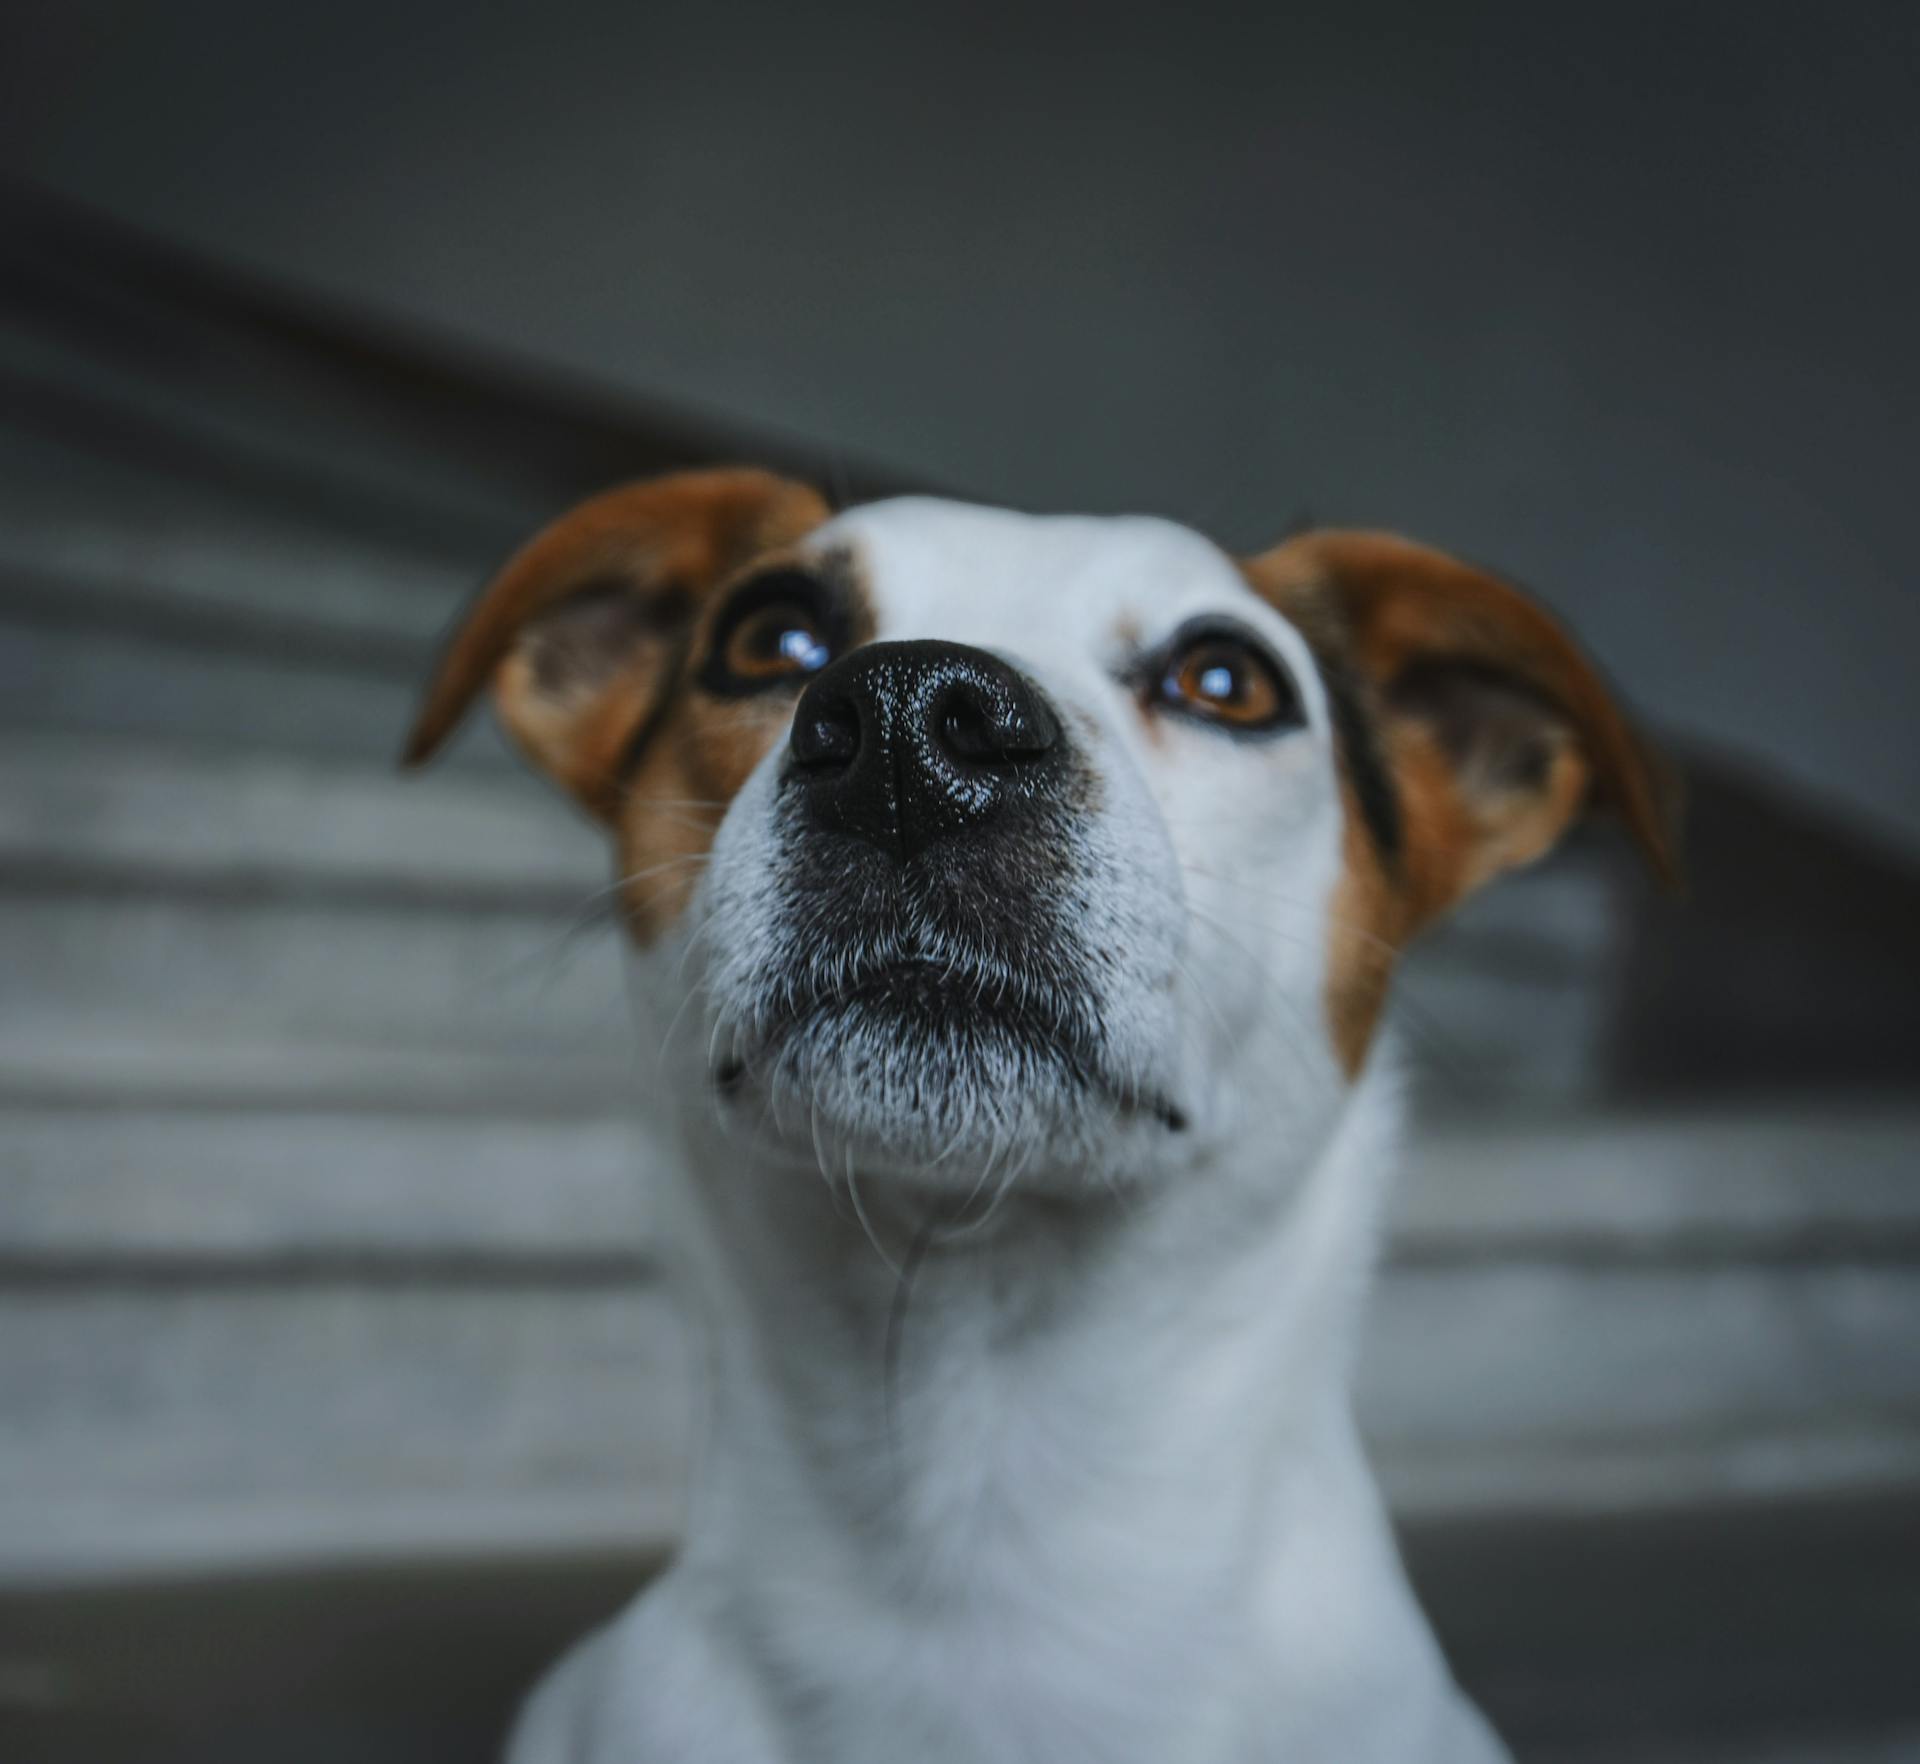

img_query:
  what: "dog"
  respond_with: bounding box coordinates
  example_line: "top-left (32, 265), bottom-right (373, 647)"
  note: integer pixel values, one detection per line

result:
top-left (405, 468), bottom-right (1676, 1764)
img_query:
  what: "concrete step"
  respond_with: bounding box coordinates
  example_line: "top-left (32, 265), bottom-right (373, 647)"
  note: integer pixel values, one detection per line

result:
top-left (0, 1020), bottom-right (632, 1115)
top-left (0, 1106), bottom-right (653, 1262)
top-left (0, 885), bottom-right (632, 1054)
top-left (0, 611), bottom-right (508, 769)
top-left (0, 733), bottom-right (602, 899)
top-left (0, 426), bottom-right (477, 642)
top-left (0, 1282), bottom-right (694, 1583)
top-left (1362, 1265), bottom-right (1920, 1514)
top-left (1392, 1104), bottom-right (1920, 1259)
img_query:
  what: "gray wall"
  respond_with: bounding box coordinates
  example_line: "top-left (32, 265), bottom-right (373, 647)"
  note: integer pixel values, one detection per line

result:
top-left (3, 0), bottom-right (1916, 846)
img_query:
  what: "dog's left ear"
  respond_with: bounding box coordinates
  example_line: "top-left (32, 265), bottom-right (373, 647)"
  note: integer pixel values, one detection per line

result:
top-left (1245, 529), bottom-right (1682, 930)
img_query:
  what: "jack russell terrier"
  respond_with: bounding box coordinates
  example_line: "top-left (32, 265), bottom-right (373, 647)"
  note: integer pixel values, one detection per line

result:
top-left (405, 469), bottom-right (1677, 1764)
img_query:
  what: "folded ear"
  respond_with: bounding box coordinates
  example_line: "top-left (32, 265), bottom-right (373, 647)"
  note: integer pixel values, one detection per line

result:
top-left (403, 467), bottom-right (829, 816)
top-left (1245, 529), bottom-right (1681, 930)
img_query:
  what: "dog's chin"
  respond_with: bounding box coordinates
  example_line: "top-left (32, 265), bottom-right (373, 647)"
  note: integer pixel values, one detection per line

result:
top-left (713, 974), bottom-right (1184, 1192)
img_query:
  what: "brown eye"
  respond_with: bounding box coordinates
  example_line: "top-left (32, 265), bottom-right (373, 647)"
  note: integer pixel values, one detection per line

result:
top-left (703, 570), bottom-right (846, 696)
top-left (724, 603), bottom-right (834, 681)
top-left (1155, 626), bottom-right (1300, 732)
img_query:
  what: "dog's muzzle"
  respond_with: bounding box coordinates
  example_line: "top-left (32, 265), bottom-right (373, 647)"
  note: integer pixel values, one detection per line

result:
top-left (718, 638), bottom-right (1183, 1151)
top-left (786, 640), bottom-right (1068, 861)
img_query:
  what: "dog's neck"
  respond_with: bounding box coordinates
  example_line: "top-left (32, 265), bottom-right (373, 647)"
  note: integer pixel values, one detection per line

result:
top-left (656, 1058), bottom-right (1427, 1746)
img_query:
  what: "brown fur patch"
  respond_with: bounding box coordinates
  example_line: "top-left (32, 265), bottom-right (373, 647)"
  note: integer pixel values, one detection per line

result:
top-left (1244, 530), bottom-right (1681, 1075)
top-left (1325, 803), bottom-right (1402, 1076)
top-left (404, 468), bottom-right (844, 939)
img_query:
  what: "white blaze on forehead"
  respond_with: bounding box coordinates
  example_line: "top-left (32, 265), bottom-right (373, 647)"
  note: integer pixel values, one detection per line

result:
top-left (808, 496), bottom-right (1329, 729)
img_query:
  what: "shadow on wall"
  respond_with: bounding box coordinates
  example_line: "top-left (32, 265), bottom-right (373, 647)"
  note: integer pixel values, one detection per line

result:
top-left (1611, 759), bottom-right (1920, 1095)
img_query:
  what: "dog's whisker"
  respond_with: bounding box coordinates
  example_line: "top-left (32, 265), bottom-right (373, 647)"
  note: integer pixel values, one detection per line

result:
top-left (1167, 946), bottom-right (1234, 1047)
top-left (572, 853), bottom-right (714, 923)
top-left (844, 1156), bottom-right (902, 1278)
top-left (477, 900), bottom-right (626, 996)
top-left (882, 1206), bottom-right (939, 1497)
top-left (985, 1133), bottom-right (1039, 1230)
top-left (1178, 898), bottom-right (1322, 1094)
top-left (1178, 883), bottom-right (1472, 1090)
top-left (939, 1118), bottom-right (1009, 1240)
top-left (654, 975), bottom-right (713, 1077)
top-left (673, 914), bottom-right (722, 989)
top-left (916, 1116), bottom-right (974, 1183)
top-left (1177, 861), bottom-right (1407, 962)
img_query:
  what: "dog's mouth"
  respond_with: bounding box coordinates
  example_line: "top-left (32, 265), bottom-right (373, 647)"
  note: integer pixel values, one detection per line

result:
top-left (714, 952), bottom-right (1186, 1139)
top-left (730, 956), bottom-right (1095, 1075)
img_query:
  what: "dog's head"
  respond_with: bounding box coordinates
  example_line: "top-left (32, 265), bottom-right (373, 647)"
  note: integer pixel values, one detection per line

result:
top-left (408, 469), bottom-right (1676, 1194)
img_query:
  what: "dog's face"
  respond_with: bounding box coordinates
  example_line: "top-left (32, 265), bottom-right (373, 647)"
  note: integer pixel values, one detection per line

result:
top-left (409, 470), bottom-right (1675, 1195)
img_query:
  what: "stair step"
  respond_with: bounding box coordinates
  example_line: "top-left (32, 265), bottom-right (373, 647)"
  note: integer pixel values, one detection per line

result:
top-left (0, 1107), bottom-right (653, 1261)
top-left (1392, 1105), bottom-right (1920, 1258)
top-left (0, 612), bottom-right (508, 768)
top-left (0, 1282), bottom-right (693, 1582)
top-left (0, 1021), bottom-right (632, 1114)
top-left (0, 426), bottom-right (478, 641)
top-left (0, 733), bottom-right (602, 898)
top-left (0, 886), bottom-right (632, 1052)
top-left (1361, 1263), bottom-right (1920, 1512)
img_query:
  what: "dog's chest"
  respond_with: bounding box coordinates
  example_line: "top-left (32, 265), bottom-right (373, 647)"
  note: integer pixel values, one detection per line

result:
top-left (784, 1564), bottom-right (1250, 1764)
top-left (756, 1410), bottom-right (1260, 1764)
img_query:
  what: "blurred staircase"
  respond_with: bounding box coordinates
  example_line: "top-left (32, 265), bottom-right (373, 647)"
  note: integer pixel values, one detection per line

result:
top-left (3, 190), bottom-right (1918, 1763)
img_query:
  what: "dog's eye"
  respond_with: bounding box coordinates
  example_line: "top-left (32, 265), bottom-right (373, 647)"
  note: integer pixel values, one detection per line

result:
top-left (704, 571), bottom-right (844, 695)
top-left (1154, 625), bottom-right (1301, 732)
top-left (724, 603), bottom-right (834, 681)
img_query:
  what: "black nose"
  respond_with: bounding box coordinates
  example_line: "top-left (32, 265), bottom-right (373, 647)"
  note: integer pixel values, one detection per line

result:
top-left (788, 640), bottom-right (1066, 861)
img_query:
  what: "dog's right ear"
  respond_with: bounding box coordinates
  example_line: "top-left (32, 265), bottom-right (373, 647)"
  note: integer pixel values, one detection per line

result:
top-left (402, 468), bottom-right (830, 816)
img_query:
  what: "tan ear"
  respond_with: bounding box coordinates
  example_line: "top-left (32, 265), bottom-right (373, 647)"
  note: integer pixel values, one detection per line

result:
top-left (403, 467), bottom-right (829, 816)
top-left (1245, 529), bottom-right (1681, 929)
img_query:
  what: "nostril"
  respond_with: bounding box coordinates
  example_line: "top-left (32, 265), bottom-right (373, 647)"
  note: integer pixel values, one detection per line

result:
top-left (938, 689), bottom-right (999, 763)
top-left (934, 680), bottom-right (1058, 766)
top-left (791, 694), bottom-right (860, 769)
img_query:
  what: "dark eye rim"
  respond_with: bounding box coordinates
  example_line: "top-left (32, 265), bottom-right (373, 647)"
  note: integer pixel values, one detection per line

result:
top-left (699, 567), bottom-right (850, 698)
top-left (1144, 616), bottom-right (1305, 736)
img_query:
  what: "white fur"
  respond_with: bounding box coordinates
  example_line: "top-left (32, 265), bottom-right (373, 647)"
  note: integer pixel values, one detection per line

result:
top-left (505, 499), bottom-right (1512, 1763)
